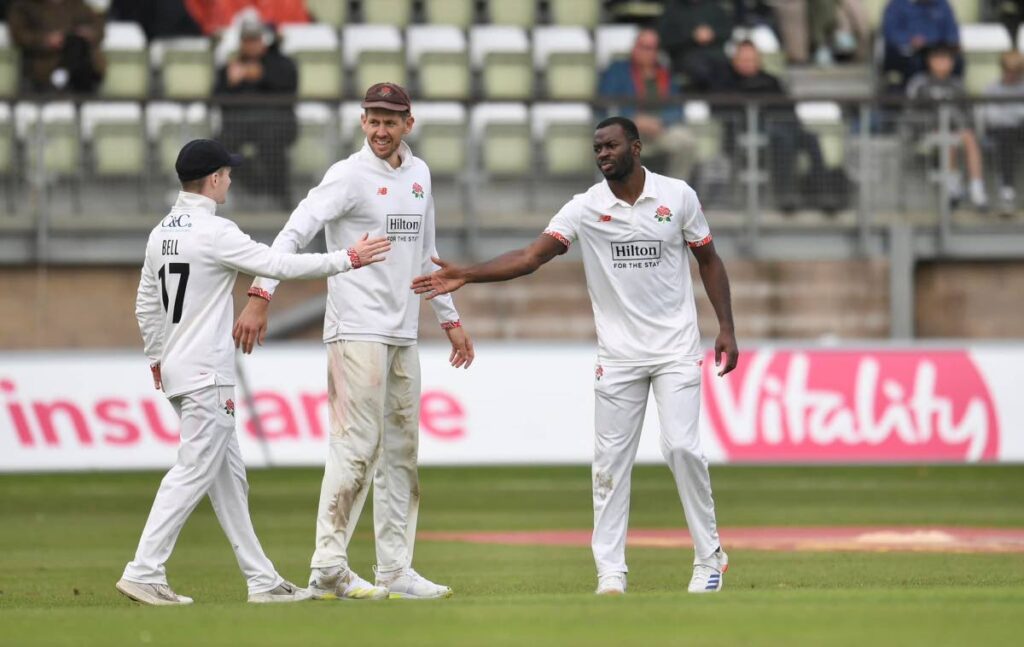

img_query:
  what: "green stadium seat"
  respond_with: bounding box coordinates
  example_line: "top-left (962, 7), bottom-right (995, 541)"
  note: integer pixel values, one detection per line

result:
top-left (471, 26), bottom-right (533, 100)
top-left (344, 25), bottom-right (406, 97)
top-left (534, 27), bottom-right (596, 100)
top-left (407, 25), bottom-right (470, 99)
top-left (748, 25), bottom-right (785, 77)
top-left (363, 0), bottom-right (413, 27)
top-left (486, 0), bottom-right (537, 27)
top-left (410, 102), bottom-right (467, 177)
top-left (949, 0), bottom-right (979, 23)
top-left (595, 24), bottom-right (639, 73)
top-left (796, 101), bottom-right (845, 168)
top-left (531, 103), bottom-right (595, 177)
top-left (0, 24), bottom-right (19, 98)
top-left (292, 102), bottom-right (335, 178)
top-left (23, 102), bottom-right (81, 179)
top-left (424, 0), bottom-right (476, 28)
top-left (961, 24), bottom-right (1012, 96)
top-left (281, 24), bottom-right (343, 100)
top-left (549, 0), bottom-right (602, 28)
top-left (684, 101), bottom-right (723, 161)
top-left (865, 0), bottom-right (887, 30)
top-left (340, 101), bottom-right (367, 154)
top-left (306, 0), bottom-right (348, 27)
top-left (100, 22), bottom-right (149, 99)
top-left (81, 102), bottom-right (146, 176)
top-left (471, 102), bottom-right (532, 177)
top-left (151, 38), bottom-right (213, 99)
top-left (0, 103), bottom-right (12, 175)
top-left (146, 102), bottom-right (210, 177)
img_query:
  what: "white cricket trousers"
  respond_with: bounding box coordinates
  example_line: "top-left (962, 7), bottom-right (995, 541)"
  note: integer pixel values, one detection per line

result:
top-left (122, 385), bottom-right (282, 595)
top-left (592, 359), bottom-right (721, 577)
top-left (310, 341), bottom-right (421, 573)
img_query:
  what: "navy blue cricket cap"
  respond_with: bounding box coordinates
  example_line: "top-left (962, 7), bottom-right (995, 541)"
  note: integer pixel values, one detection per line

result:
top-left (175, 139), bottom-right (243, 182)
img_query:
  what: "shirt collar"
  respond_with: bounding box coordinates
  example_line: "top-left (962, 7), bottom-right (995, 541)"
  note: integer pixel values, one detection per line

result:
top-left (359, 139), bottom-right (415, 172)
top-left (601, 167), bottom-right (656, 208)
top-left (173, 191), bottom-right (217, 214)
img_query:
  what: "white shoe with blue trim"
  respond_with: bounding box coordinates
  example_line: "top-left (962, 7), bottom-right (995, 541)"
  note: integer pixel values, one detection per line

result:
top-left (688, 548), bottom-right (728, 594)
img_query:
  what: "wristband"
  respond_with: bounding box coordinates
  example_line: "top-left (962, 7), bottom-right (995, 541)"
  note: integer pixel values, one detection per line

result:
top-left (247, 287), bottom-right (272, 302)
top-left (347, 247), bottom-right (362, 269)
top-left (441, 320), bottom-right (461, 330)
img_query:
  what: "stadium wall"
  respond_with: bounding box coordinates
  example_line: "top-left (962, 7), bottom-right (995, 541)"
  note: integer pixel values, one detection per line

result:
top-left (1, 342), bottom-right (1021, 471)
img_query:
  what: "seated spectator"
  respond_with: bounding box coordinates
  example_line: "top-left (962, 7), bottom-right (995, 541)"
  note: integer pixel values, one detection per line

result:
top-left (882, 0), bottom-right (961, 94)
top-left (214, 17), bottom-right (298, 209)
top-left (906, 44), bottom-right (987, 210)
top-left (7, 0), bottom-right (106, 94)
top-left (772, 0), bottom-right (869, 65)
top-left (658, 0), bottom-right (733, 91)
top-left (712, 40), bottom-right (830, 213)
top-left (980, 51), bottom-right (1024, 214)
top-left (598, 28), bottom-right (698, 181)
top-left (109, 0), bottom-right (202, 40)
top-left (185, 0), bottom-right (310, 36)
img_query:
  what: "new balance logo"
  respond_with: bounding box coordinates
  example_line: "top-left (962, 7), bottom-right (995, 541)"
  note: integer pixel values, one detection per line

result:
top-left (386, 214), bottom-right (422, 235)
top-left (610, 240), bottom-right (662, 261)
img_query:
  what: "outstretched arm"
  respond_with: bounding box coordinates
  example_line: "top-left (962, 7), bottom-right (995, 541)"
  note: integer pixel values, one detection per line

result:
top-left (690, 241), bottom-right (738, 376)
top-left (412, 233), bottom-right (566, 299)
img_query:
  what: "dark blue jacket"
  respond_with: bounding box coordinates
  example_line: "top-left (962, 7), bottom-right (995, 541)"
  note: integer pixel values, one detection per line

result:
top-left (882, 0), bottom-right (960, 53)
top-left (598, 60), bottom-right (684, 124)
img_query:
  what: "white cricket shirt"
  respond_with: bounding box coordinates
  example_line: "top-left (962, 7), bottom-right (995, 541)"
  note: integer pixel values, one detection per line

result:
top-left (137, 191), bottom-right (354, 398)
top-left (251, 141), bottom-right (459, 345)
top-left (543, 168), bottom-right (712, 366)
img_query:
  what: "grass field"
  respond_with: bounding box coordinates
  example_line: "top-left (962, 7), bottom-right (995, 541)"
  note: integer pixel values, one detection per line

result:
top-left (1, 465), bottom-right (1023, 646)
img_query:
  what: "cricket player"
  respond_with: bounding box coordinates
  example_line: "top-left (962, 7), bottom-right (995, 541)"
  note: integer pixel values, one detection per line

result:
top-left (117, 139), bottom-right (391, 606)
top-left (233, 83), bottom-right (473, 600)
top-left (413, 117), bottom-right (738, 595)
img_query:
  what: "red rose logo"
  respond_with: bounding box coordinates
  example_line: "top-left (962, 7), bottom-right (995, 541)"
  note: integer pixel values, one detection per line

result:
top-left (599, 214), bottom-right (612, 222)
top-left (412, 182), bottom-right (424, 198)
top-left (654, 205), bottom-right (672, 222)
top-left (595, 365), bottom-right (604, 381)
top-left (703, 350), bottom-right (999, 462)
top-left (377, 186), bottom-right (388, 195)
top-left (224, 399), bottom-right (236, 417)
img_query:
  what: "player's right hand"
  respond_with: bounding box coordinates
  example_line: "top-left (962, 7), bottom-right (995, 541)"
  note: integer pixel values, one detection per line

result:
top-left (350, 233), bottom-right (391, 268)
top-left (233, 297), bottom-right (270, 354)
top-left (411, 257), bottom-right (467, 300)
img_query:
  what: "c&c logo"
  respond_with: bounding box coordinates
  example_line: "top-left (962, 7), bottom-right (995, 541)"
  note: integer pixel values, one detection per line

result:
top-left (161, 214), bottom-right (192, 229)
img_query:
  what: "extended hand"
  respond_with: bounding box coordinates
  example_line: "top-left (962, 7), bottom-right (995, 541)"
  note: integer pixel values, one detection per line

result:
top-left (350, 233), bottom-right (391, 268)
top-left (714, 329), bottom-right (739, 377)
top-left (411, 257), bottom-right (467, 300)
top-left (446, 325), bottom-right (475, 369)
top-left (233, 297), bottom-right (269, 354)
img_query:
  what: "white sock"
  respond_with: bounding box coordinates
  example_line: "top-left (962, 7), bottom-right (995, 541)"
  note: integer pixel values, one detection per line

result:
top-left (970, 179), bottom-right (988, 204)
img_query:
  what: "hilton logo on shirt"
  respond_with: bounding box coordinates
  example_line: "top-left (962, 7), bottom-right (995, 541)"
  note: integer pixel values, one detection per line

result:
top-left (610, 240), bottom-right (662, 269)
top-left (386, 214), bottom-right (422, 242)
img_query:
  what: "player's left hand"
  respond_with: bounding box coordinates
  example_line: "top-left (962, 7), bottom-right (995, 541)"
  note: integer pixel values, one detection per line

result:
top-left (714, 329), bottom-right (739, 377)
top-left (412, 257), bottom-right (467, 300)
top-left (150, 363), bottom-right (163, 390)
top-left (445, 325), bottom-right (475, 369)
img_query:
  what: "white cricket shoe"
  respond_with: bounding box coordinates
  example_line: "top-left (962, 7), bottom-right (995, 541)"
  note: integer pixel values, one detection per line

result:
top-left (116, 579), bottom-right (193, 606)
top-left (595, 572), bottom-right (626, 595)
top-left (308, 566), bottom-right (388, 600)
top-left (375, 567), bottom-right (452, 599)
top-left (248, 580), bottom-right (313, 604)
top-left (688, 548), bottom-right (729, 594)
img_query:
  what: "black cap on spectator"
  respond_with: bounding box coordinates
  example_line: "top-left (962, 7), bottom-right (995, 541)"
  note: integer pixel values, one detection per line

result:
top-left (175, 139), bottom-right (243, 182)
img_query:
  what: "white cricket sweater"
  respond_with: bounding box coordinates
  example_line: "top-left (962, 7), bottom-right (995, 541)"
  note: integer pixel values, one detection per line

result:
top-left (251, 141), bottom-right (459, 344)
top-left (136, 191), bottom-right (355, 398)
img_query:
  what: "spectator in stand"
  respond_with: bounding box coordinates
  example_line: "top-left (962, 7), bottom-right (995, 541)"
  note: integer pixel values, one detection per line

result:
top-left (770, 0), bottom-right (869, 65)
top-left (712, 39), bottom-right (828, 213)
top-left (657, 0), bottom-right (733, 91)
top-left (109, 0), bottom-right (202, 40)
top-left (906, 44), bottom-right (987, 210)
top-left (185, 0), bottom-right (310, 36)
top-left (882, 0), bottom-right (961, 93)
top-left (980, 51), bottom-right (1024, 214)
top-left (214, 16), bottom-right (298, 209)
top-left (7, 0), bottom-right (106, 93)
top-left (598, 28), bottom-right (698, 181)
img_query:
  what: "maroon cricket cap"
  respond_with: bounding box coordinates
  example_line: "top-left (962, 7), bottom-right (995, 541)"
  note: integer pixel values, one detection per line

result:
top-left (361, 82), bottom-right (412, 112)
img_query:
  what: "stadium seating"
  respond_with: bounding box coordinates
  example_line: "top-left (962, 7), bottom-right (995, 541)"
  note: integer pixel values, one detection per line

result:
top-left (949, 0), bottom-right (980, 24)
top-left (424, 0), bottom-right (476, 28)
top-left (343, 25), bottom-right (406, 95)
top-left (407, 25), bottom-right (470, 99)
top-left (306, 0), bottom-right (348, 27)
top-left (470, 26), bottom-right (533, 99)
top-left (340, 101), bottom-right (366, 154)
top-left (0, 24), bottom-right (18, 98)
top-left (796, 101), bottom-right (845, 167)
top-left (363, 0), bottom-right (413, 27)
top-left (281, 24), bottom-right (343, 100)
top-left (292, 102), bottom-right (335, 178)
top-left (960, 24), bottom-right (1012, 96)
top-left (595, 24), bottom-right (639, 72)
top-left (0, 102), bottom-right (12, 181)
top-left (16, 102), bottom-right (80, 181)
top-left (147, 102), bottom-right (209, 176)
top-left (533, 26), bottom-right (596, 100)
top-left (150, 38), bottom-right (213, 99)
top-left (486, 0), bottom-right (537, 27)
top-left (410, 102), bottom-right (467, 176)
top-left (531, 102), bottom-right (595, 176)
top-left (100, 22), bottom-right (149, 99)
top-left (470, 102), bottom-right (532, 176)
top-left (81, 102), bottom-right (146, 177)
top-left (684, 101), bottom-right (723, 161)
top-left (549, 0), bottom-right (602, 28)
